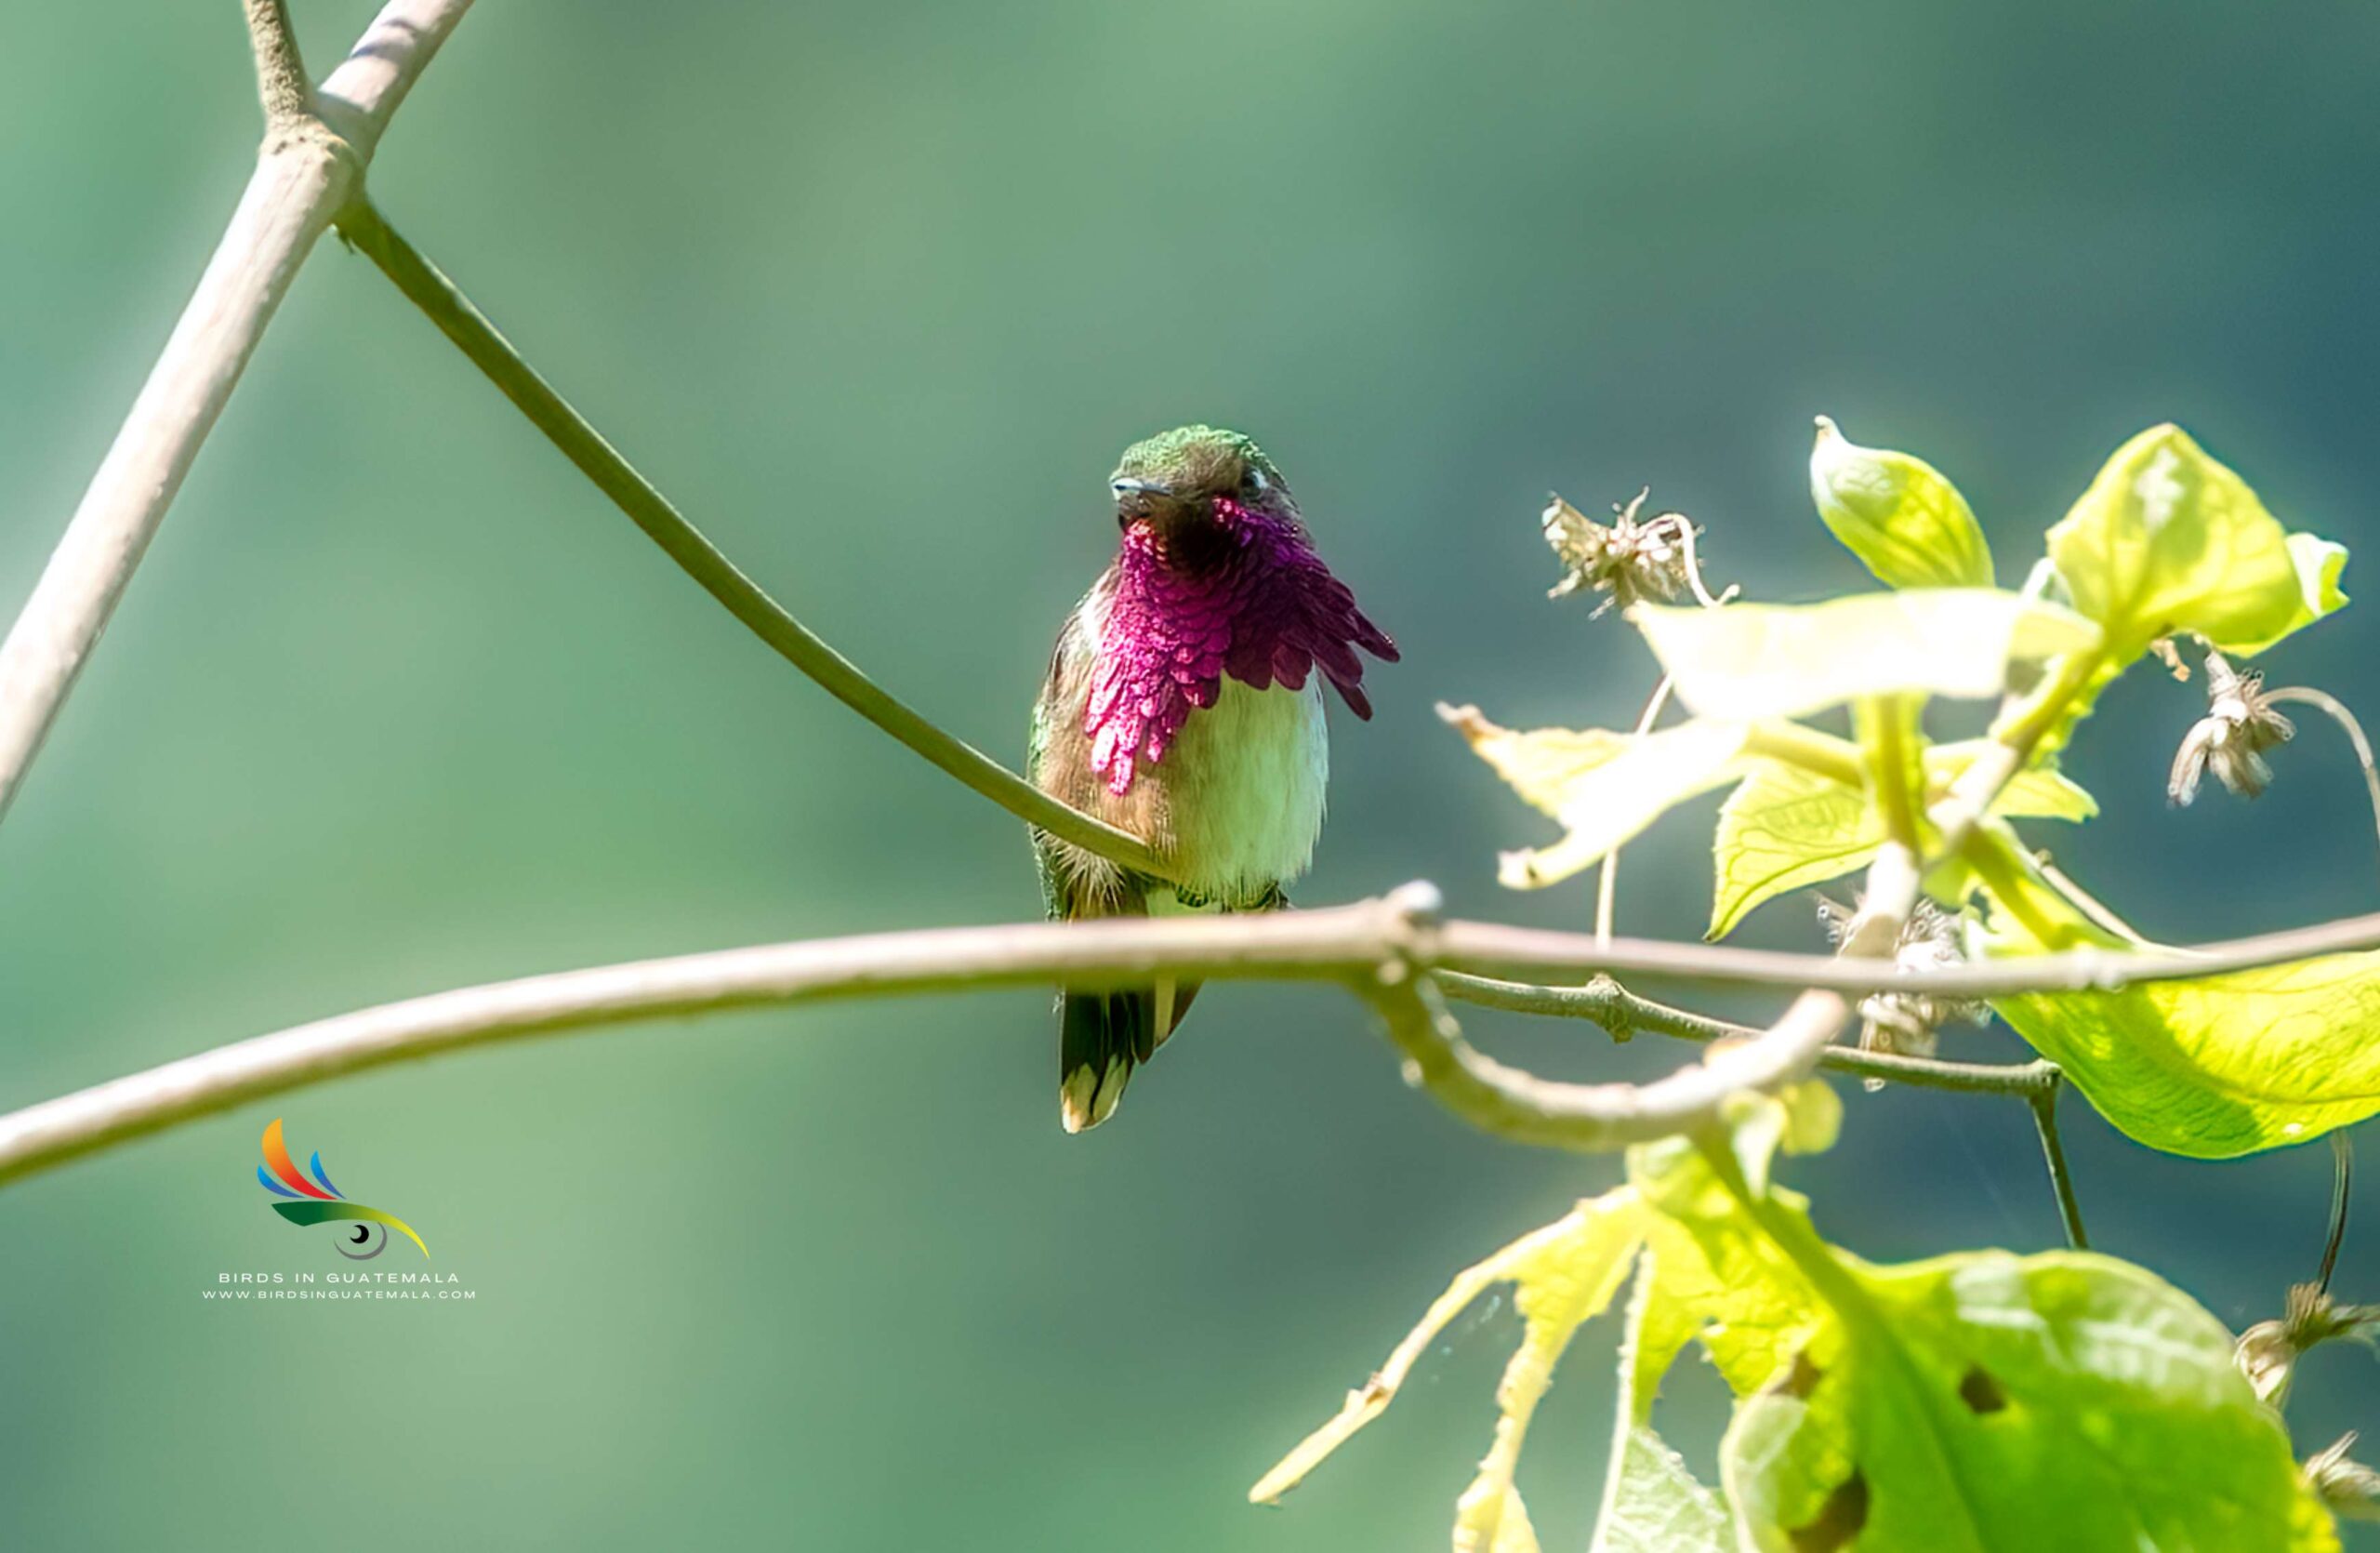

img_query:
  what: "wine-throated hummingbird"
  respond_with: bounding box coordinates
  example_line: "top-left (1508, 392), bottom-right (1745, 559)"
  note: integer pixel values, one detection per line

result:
top-left (1027, 426), bottom-right (1396, 1132)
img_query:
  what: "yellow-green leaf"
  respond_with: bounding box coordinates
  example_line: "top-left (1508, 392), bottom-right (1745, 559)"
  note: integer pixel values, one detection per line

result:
top-left (2224, 531), bottom-right (2353, 657)
top-left (1440, 704), bottom-right (1755, 889)
top-left (1978, 844), bottom-right (2380, 1157)
top-left (2044, 423), bottom-right (2330, 657)
top-left (1250, 1193), bottom-right (1645, 1517)
top-left (1632, 591), bottom-right (2099, 722)
top-left (1709, 763), bottom-right (1882, 938)
top-left (1809, 416), bottom-right (1993, 590)
top-left (1706, 743), bottom-right (2095, 939)
top-left (1590, 1263), bottom-right (1734, 1553)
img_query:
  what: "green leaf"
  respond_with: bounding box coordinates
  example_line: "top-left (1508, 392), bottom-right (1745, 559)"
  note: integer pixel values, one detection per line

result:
top-left (1632, 591), bottom-right (2099, 722)
top-left (2044, 423), bottom-right (2344, 657)
top-left (1453, 1195), bottom-right (1646, 1553)
top-left (1440, 704), bottom-right (1756, 889)
top-left (1977, 844), bottom-right (2380, 1157)
top-left (1809, 417), bottom-right (1994, 590)
top-left (1706, 742), bottom-right (2095, 939)
top-left (1252, 1192), bottom-right (1646, 1550)
top-left (1722, 1249), bottom-right (2338, 1553)
top-left (1622, 1108), bottom-right (2336, 1552)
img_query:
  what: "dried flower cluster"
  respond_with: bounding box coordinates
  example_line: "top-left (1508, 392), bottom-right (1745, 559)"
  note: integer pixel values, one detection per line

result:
top-left (1541, 489), bottom-right (1701, 617)
top-left (2235, 1281), bottom-right (2380, 1407)
top-left (1817, 896), bottom-right (1987, 1085)
top-left (2304, 1433), bottom-right (2380, 1523)
top-left (2169, 649), bottom-right (2295, 804)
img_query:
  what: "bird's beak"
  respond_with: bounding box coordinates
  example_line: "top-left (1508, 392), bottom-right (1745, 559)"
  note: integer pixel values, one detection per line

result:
top-left (1112, 477), bottom-right (1175, 527)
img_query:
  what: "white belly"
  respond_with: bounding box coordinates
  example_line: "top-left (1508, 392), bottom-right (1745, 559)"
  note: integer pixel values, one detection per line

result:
top-left (1157, 676), bottom-right (1329, 907)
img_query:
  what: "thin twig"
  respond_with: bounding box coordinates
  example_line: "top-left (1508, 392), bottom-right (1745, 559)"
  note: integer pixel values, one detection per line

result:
top-left (1369, 960), bottom-right (1856, 1154)
top-left (2033, 854), bottom-right (2151, 944)
top-left (2320, 1129), bottom-right (2354, 1295)
top-left (0, 0), bottom-right (473, 829)
top-left (334, 203), bottom-right (1166, 880)
top-left (2027, 1078), bottom-right (2090, 1250)
top-left (2264, 686), bottom-right (2380, 882)
top-left (243, 0), bottom-right (313, 127)
top-left (1437, 972), bottom-right (2061, 1096)
top-left (1593, 675), bottom-right (1675, 946)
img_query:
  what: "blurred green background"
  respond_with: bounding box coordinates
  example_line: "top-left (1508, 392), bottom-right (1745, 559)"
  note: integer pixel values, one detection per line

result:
top-left (3, 2), bottom-right (2376, 1546)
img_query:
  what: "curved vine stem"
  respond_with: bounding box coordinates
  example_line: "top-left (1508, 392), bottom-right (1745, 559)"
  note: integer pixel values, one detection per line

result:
top-left (2264, 685), bottom-right (2380, 881)
top-left (2319, 1128), bottom-right (2354, 1296)
top-left (1593, 674), bottom-right (1675, 946)
top-left (332, 202), bottom-right (1167, 880)
top-left (2255, 685), bottom-right (2373, 1293)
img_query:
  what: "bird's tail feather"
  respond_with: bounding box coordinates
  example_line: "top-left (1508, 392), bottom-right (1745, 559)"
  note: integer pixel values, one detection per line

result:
top-left (1057, 978), bottom-right (1201, 1133)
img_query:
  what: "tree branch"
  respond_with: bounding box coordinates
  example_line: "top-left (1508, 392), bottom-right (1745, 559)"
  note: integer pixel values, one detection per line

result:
top-left (0, 0), bottom-right (473, 828)
top-left (331, 202), bottom-right (1167, 880)
top-left (12, 880), bottom-right (2369, 1188)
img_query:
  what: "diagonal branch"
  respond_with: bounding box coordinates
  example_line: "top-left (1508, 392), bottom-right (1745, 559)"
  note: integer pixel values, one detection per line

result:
top-left (331, 202), bottom-right (1166, 879)
top-left (0, 0), bottom-right (474, 828)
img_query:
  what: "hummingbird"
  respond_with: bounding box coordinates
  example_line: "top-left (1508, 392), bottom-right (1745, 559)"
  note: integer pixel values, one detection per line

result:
top-left (1027, 425), bottom-right (1397, 1132)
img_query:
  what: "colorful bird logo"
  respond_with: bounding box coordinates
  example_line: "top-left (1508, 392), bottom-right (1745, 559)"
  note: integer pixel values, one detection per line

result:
top-left (255, 1118), bottom-right (429, 1260)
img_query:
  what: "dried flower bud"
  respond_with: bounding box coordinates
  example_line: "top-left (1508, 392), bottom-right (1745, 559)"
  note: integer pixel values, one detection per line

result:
top-left (1817, 896), bottom-right (1986, 1088)
top-left (1542, 489), bottom-right (1699, 617)
top-left (2235, 1316), bottom-right (2297, 1407)
top-left (2233, 1282), bottom-right (2380, 1408)
top-left (2304, 1434), bottom-right (2380, 1522)
top-left (2169, 649), bottom-right (2294, 804)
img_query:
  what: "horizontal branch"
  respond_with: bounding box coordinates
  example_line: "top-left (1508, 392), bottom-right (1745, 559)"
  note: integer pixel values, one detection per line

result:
top-left (0, 895), bottom-right (1408, 1187)
top-left (0, 0), bottom-right (472, 827)
top-left (1431, 904), bottom-right (2380, 999)
top-left (331, 203), bottom-right (1166, 880)
top-left (7, 882), bottom-right (2357, 1188)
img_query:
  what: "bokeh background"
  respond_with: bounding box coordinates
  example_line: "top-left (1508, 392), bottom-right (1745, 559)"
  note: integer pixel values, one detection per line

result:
top-left (3, 2), bottom-right (2376, 1546)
